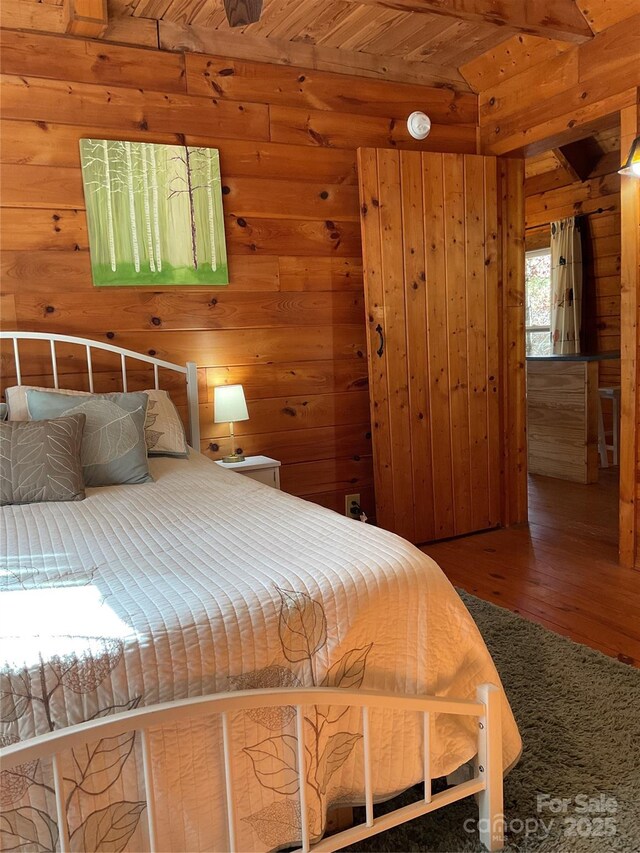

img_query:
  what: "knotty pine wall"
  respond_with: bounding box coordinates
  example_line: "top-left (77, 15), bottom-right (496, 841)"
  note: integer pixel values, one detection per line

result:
top-left (0, 28), bottom-right (477, 514)
top-left (525, 169), bottom-right (621, 390)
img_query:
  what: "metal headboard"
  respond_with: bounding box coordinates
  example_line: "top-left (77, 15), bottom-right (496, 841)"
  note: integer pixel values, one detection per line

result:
top-left (0, 331), bottom-right (200, 448)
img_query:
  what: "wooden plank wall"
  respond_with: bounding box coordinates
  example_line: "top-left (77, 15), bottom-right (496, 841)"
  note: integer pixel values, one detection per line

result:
top-left (620, 99), bottom-right (640, 568)
top-left (525, 169), bottom-right (621, 390)
top-left (0, 28), bottom-right (477, 515)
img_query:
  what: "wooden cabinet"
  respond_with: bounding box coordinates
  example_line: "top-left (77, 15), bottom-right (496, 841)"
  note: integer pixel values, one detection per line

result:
top-left (358, 149), bottom-right (526, 544)
top-left (526, 355), bottom-right (619, 484)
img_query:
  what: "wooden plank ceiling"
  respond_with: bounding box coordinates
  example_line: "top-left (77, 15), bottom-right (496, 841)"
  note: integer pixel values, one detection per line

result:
top-left (4, 0), bottom-right (640, 92)
top-left (110, 0), bottom-right (618, 90)
top-left (140, 0), bottom-right (519, 91)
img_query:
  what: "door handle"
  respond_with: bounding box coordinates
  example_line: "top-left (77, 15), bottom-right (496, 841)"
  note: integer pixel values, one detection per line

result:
top-left (375, 324), bottom-right (384, 357)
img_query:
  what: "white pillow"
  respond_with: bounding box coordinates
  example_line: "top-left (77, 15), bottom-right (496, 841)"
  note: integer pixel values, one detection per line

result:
top-left (144, 389), bottom-right (189, 457)
top-left (5, 386), bottom-right (188, 457)
top-left (6, 385), bottom-right (90, 421)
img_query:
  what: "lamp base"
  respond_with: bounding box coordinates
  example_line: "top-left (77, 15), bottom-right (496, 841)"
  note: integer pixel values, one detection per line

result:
top-left (221, 453), bottom-right (245, 464)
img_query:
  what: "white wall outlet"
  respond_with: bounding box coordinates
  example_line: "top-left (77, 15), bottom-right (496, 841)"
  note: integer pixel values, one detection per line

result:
top-left (345, 493), bottom-right (361, 518)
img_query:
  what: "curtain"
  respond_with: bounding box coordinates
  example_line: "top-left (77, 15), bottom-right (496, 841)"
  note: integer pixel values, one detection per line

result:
top-left (550, 216), bottom-right (583, 354)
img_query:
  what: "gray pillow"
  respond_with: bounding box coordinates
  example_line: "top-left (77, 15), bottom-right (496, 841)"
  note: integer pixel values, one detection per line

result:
top-left (0, 402), bottom-right (7, 421)
top-left (26, 390), bottom-right (152, 487)
top-left (0, 414), bottom-right (87, 505)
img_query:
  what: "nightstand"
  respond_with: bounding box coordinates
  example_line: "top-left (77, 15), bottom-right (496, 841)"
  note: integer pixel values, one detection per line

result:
top-left (214, 455), bottom-right (281, 489)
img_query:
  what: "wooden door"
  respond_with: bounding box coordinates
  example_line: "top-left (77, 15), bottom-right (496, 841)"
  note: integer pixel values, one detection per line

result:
top-left (357, 149), bottom-right (526, 544)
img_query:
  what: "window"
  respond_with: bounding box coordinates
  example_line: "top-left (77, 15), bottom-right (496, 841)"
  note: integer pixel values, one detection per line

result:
top-left (525, 248), bottom-right (552, 356)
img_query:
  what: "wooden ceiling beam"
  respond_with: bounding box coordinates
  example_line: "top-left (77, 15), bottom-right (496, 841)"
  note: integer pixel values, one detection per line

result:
top-left (223, 0), bottom-right (263, 27)
top-left (479, 14), bottom-right (639, 156)
top-left (159, 21), bottom-right (472, 91)
top-left (553, 146), bottom-right (585, 182)
top-left (459, 34), bottom-right (572, 94)
top-left (553, 137), bottom-right (605, 183)
top-left (341, 0), bottom-right (594, 43)
top-left (65, 0), bottom-right (108, 37)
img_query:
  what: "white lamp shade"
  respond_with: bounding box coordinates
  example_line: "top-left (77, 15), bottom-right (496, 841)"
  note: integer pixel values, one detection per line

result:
top-left (214, 384), bottom-right (249, 424)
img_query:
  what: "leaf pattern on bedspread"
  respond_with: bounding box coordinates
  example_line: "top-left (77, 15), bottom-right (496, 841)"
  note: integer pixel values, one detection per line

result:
top-left (230, 665), bottom-right (301, 729)
top-left (0, 806), bottom-right (59, 852)
top-left (0, 677), bottom-right (32, 725)
top-left (277, 587), bottom-right (327, 662)
top-left (69, 801), bottom-right (146, 853)
top-left (1, 566), bottom-right (98, 593)
top-left (2, 578), bottom-right (373, 852)
top-left (0, 604), bottom-right (145, 853)
top-left (240, 587), bottom-right (374, 848)
top-left (0, 734), bottom-right (38, 807)
top-left (69, 699), bottom-right (142, 799)
top-left (243, 800), bottom-right (317, 848)
top-left (51, 637), bottom-right (124, 694)
top-left (244, 735), bottom-right (300, 796)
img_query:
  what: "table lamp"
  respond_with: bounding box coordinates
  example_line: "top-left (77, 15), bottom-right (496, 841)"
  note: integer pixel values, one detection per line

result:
top-left (214, 384), bottom-right (249, 463)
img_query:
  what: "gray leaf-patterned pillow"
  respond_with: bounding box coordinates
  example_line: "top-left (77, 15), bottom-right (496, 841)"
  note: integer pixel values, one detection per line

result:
top-left (26, 390), bottom-right (152, 487)
top-left (0, 414), bottom-right (87, 506)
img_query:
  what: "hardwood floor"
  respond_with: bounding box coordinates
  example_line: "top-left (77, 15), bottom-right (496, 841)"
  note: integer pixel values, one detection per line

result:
top-left (422, 470), bottom-right (640, 666)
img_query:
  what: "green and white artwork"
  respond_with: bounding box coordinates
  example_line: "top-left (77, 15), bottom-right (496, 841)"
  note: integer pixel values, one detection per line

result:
top-left (79, 139), bottom-right (228, 286)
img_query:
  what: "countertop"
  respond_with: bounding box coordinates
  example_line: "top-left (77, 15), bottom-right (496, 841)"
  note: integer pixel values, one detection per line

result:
top-left (526, 351), bottom-right (620, 362)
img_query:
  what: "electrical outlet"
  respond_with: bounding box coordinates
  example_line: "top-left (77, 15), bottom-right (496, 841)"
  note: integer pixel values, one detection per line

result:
top-left (345, 493), bottom-right (361, 518)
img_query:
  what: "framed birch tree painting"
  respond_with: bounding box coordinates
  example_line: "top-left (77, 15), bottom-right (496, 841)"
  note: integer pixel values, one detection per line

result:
top-left (79, 139), bottom-right (228, 286)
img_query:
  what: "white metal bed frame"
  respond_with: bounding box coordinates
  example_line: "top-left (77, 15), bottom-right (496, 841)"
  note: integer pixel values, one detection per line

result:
top-left (1, 687), bottom-right (504, 853)
top-left (0, 331), bottom-right (201, 448)
top-left (0, 330), bottom-right (505, 853)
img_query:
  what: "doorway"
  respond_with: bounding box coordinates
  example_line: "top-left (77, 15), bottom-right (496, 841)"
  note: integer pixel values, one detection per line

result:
top-left (523, 122), bottom-right (622, 556)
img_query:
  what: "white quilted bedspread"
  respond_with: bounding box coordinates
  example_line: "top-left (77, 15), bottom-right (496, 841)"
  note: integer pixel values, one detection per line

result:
top-left (1, 451), bottom-right (521, 852)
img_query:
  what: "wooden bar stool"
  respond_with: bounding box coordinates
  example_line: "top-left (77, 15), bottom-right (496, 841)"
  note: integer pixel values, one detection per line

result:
top-left (597, 386), bottom-right (621, 467)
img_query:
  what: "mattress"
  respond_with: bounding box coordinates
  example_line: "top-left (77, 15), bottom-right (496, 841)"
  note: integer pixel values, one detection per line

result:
top-left (0, 450), bottom-right (521, 852)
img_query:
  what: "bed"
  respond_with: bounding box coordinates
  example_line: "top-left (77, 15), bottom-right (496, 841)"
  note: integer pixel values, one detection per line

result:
top-left (0, 332), bottom-right (521, 853)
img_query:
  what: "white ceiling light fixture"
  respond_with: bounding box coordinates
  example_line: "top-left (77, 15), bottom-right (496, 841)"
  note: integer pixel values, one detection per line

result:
top-left (407, 111), bottom-right (432, 140)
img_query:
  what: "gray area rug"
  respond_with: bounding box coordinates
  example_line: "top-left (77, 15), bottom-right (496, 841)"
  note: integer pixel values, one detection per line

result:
top-left (343, 590), bottom-right (640, 852)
